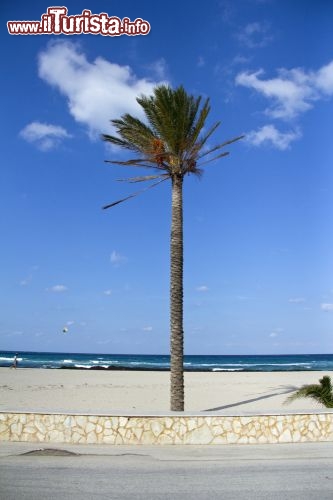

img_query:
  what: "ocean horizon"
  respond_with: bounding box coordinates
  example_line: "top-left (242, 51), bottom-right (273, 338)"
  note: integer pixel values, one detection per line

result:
top-left (1, 351), bottom-right (333, 372)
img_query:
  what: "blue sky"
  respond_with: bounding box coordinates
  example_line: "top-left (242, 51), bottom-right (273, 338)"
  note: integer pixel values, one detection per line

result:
top-left (1, 0), bottom-right (333, 355)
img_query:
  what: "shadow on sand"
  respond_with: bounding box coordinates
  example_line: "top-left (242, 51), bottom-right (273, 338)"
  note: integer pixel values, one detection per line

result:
top-left (204, 385), bottom-right (298, 412)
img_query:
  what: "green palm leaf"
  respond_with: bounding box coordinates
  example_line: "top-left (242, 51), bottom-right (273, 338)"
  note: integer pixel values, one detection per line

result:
top-left (284, 376), bottom-right (333, 408)
top-left (102, 84), bottom-right (244, 186)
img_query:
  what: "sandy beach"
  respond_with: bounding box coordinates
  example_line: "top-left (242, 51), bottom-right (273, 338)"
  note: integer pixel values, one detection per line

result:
top-left (0, 368), bottom-right (331, 414)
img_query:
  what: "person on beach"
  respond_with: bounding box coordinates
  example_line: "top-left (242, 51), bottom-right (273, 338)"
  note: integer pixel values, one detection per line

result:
top-left (11, 354), bottom-right (18, 369)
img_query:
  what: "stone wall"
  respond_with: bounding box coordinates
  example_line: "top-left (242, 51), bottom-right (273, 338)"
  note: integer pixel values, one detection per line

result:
top-left (1, 411), bottom-right (333, 445)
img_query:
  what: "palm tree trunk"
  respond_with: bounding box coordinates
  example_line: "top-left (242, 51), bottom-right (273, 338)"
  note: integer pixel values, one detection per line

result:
top-left (170, 174), bottom-right (184, 411)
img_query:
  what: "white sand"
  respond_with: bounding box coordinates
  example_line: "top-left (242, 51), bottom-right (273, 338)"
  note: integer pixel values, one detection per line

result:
top-left (0, 368), bottom-right (331, 414)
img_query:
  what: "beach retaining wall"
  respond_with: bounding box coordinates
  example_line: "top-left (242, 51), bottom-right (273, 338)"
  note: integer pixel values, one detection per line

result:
top-left (1, 411), bottom-right (333, 445)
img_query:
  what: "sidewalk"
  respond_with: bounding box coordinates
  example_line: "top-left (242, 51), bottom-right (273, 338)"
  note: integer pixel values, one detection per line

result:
top-left (1, 440), bottom-right (333, 461)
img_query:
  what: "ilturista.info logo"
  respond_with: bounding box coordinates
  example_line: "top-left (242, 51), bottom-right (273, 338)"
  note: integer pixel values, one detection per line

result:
top-left (7, 6), bottom-right (151, 36)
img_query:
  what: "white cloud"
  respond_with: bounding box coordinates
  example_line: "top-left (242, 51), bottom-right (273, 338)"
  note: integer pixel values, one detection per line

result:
top-left (195, 285), bottom-right (209, 292)
top-left (142, 326), bottom-right (153, 332)
top-left (20, 278), bottom-right (31, 286)
top-left (232, 55), bottom-right (252, 66)
top-left (97, 339), bottom-right (112, 345)
top-left (321, 303), bottom-right (333, 312)
top-left (236, 22), bottom-right (273, 49)
top-left (104, 289), bottom-right (112, 296)
top-left (38, 40), bottom-right (166, 136)
top-left (20, 121), bottom-right (72, 151)
top-left (6, 331), bottom-right (23, 337)
top-left (235, 295), bottom-right (249, 301)
top-left (315, 61), bottom-right (333, 94)
top-left (246, 124), bottom-right (301, 150)
top-left (289, 297), bottom-right (306, 303)
top-left (269, 332), bottom-right (278, 338)
top-left (197, 56), bottom-right (205, 68)
top-left (110, 250), bottom-right (127, 267)
top-left (236, 61), bottom-right (333, 120)
top-left (47, 285), bottom-right (68, 293)
top-left (147, 58), bottom-right (168, 79)
top-left (19, 266), bottom-right (39, 286)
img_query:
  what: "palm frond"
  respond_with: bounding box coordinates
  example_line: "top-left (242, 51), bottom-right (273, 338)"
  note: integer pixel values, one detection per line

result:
top-left (284, 376), bottom-right (333, 408)
top-left (198, 151), bottom-right (230, 166)
top-left (105, 159), bottom-right (162, 170)
top-left (187, 97), bottom-right (210, 147)
top-left (195, 121), bottom-right (221, 151)
top-left (116, 174), bottom-right (170, 183)
top-left (102, 84), bottom-right (243, 208)
top-left (137, 86), bottom-right (208, 158)
top-left (104, 160), bottom-right (157, 169)
top-left (101, 134), bottom-right (138, 152)
top-left (102, 177), bottom-right (168, 210)
top-left (102, 114), bottom-right (156, 154)
top-left (198, 135), bottom-right (245, 160)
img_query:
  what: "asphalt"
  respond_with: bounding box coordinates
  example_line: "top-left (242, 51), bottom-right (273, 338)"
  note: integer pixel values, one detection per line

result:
top-left (1, 442), bottom-right (333, 499)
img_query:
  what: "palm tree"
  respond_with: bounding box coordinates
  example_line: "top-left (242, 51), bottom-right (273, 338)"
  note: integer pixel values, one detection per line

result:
top-left (102, 85), bottom-right (243, 411)
top-left (284, 376), bottom-right (333, 408)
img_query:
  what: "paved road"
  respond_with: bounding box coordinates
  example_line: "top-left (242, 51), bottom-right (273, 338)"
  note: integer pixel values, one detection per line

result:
top-left (1, 442), bottom-right (333, 499)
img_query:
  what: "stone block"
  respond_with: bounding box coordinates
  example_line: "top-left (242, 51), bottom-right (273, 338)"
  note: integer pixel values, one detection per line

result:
top-left (35, 421), bottom-right (46, 435)
top-left (151, 420), bottom-right (163, 437)
top-left (184, 424), bottom-right (213, 445)
top-left (292, 430), bottom-right (301, 442)
top-left (279, 429), bottom-right (292, 443)
top-left (48, 430), bottom-right (65, 443)
top-left (118, 427), bottom-right (127, 437)
top-left (211, 425), bottom-right (224, 437)
top-left (23, 426), bottom-right (36, 434)
top-left (232, 420), bottom-right (242, 433)
top-left (110, 416), bottom-right (119, 428)
top-left (240, 417), bottom-right (253, 426)
top-left (21, 433), bottom-right (38, 442)
top-left (103, 428), bottom-right (114, 436)
top-left (72, 432), bottom-right (82, 443)
top-left (157, 433), bottom-right (174, 445)
top-left (238, 436), bottom-right (249, 444)
top-left (226, 433), bottom-right (238, 444)
top-left (86, 431), bottom-right (97, 443)
top-left (212, 435), bottom-right (228, 445)
top-left (101, 435), bottom-right (116, 444)
top-left (119, 417), bottom-right (128, 427)
top-left (64, 416), bottom-right (73, 428)
top-left (88, 416), bottom-right (98, 423)
top-left (257, 434), bottom-right (268, 444)
top-left (85, 422), bottom-right (96, 434)
top-left (164, 417), bottom-right (173, 429)
top-left (10, 422), bottom-right (23, 436)
top-left (75, 416), bottom-right (88, 429)
top-left (187, 419), bottom-right (197, 432)
top-left (96, 424), bottom-right (103, 434)
top-left (133, 427), bottom-right (143, 441)
top-left (141, 430), bottom-right (155, 444)
top-left (115, 433), bottom-right (124, 444)
top-left (222, 420), bottom-right (232, 432)
top-left (0, 423), bottom-right (9, 434)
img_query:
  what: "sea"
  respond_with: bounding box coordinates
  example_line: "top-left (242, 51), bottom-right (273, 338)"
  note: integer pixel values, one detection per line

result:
top-left (0, 351), bottom-right (333, 372)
